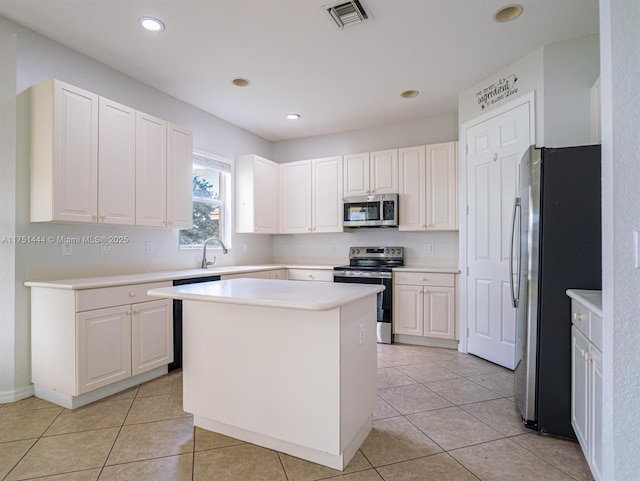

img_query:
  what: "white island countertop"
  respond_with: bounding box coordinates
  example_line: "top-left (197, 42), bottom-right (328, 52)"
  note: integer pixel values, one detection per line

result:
top-left (148, 277), bottom-right (384, 311)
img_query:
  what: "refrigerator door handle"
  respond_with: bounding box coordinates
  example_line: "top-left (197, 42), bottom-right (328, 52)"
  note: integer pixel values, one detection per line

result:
top-left (509, 197), bottom-right (521, 308)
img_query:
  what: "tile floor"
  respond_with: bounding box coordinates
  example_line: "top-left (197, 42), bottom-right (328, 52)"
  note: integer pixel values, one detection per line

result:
top-left (0, 343), bottom-right (594, 481)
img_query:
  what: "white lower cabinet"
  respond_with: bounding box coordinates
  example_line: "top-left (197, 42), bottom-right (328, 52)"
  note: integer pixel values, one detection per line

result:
top-left (570, 298), bottom-right (603, 481)
top-left (31, 281), bottom-right (173, 408)
top-left (393, 272), bottom-right (456, 340)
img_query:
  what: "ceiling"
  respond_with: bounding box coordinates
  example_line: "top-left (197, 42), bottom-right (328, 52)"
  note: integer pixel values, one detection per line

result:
top-left (0, 0), bottom-right (599, 142)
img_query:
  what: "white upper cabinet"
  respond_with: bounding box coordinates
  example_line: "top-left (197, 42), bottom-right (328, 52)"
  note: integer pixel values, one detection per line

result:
top-left (98, 97), bottom-right (136, 225)
top-left (370, 149), bottom-right (399, 194)
top-left (312, 156), bottom-right (343, 233)
top-left (166, 123), bottom-right (193, 229)
top-left (399, 141), bottom-right (458, 231)
top-left (31, 79), bottom-right (99, 223)
top-left (281, 160), bottom-right (312, 233)
top-left (280, 156), bottom-right (343, 234)
top-left (235, 154), bottom-right (279, 234)
top-left (30, 79), bottom-right (193, 229)
top-left (343, 149), bottom-right (398, 197)
top-left (135, 111), bottom-right (167, 228)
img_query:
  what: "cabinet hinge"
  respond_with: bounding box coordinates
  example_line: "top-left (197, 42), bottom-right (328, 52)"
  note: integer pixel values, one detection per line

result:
top-left (466, 266), bottom-right (469, 276)
top-left (465, 144), bottom-right (469, 154)
top-left (466, 205), bottom-right (469, 215)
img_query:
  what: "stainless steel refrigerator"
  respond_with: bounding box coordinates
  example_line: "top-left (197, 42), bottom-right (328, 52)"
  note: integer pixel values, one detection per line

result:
top-left (512, 145), bottom-right (601, 439)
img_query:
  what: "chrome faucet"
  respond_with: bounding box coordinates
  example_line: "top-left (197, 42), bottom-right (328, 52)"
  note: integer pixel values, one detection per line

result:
top-left (201, 237), bottom-right (229, 269)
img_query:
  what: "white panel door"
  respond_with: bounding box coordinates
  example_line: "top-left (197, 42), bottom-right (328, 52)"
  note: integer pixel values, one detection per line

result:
top-left (392, 285), bottom-right (423, 336)
top-left (136, 111), bottom-right (167, 227)
top-left (98, 97), bottom-right (136, 225)
top-left (253, 156), bottom-right (278, 233)
top-left (312, 156), bottom-right (343, 233)
top-left (465, 102), bottom-right (530, 369)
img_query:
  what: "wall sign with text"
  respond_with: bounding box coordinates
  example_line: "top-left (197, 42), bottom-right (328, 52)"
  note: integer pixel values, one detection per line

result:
top-left (476, 74), bottom-right (519, 111)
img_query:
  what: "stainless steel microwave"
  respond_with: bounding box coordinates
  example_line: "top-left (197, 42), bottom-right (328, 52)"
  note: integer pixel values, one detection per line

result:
top-left (343, 194), bottom-right (399, 228)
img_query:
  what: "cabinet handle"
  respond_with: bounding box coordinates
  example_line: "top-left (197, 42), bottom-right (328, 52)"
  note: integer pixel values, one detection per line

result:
top-left (573, 313), bottom-right (583, 321)
top-left (129, 291), bottom-right (136, 297)
top-left (132, 309), bottom-right (139, 315)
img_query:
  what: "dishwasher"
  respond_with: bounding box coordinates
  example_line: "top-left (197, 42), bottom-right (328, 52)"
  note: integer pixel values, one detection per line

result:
top-left (170, 275), bottom-right (220, 371)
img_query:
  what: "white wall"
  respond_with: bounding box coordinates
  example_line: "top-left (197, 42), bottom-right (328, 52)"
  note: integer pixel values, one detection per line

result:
top-left (458, 47), bottom-right (544, 143)
top-left (272, 114), bottom-right (458, 163)
top-left (543, 35), bottom-right (600, 147)
top-left (0, 27), bottom-right (20, 399)
top-left (458, 35), bottom-right (600, 148)
top-left (0, 16), bottom-right (276, 400)
top-left (600, 1), bottom-right (640, 479)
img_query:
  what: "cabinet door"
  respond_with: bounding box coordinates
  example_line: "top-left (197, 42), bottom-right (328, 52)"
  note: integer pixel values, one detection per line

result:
top-left (131, 299), bottom-right (173, 376)
top-left (167, 123), bottom-right (193, 229)
top-left (51, 81), bottom-right (99, 223)
top-left (254, 156), bottom-right (278, 233)
top-left (77, 306), bottom-right (131, 395)
top-left (423, 286), bottom-right (456, 339)
top-left (398, 146), bottom-right (426, 231)
top-left (425, 142), bottom-right (457, 230)
top-left (571, 326), bottom-right (590, 456)
top-left (590, 346), bottom-right (603, 481)
top-left (98, 97), bottom-right (136, 225)
top-left (312, 156), bottom-right (343, 233)
top-left (281, 160), bottom-right (312, 233)
top-left (370, 149), bottom-right (398, 194)
top-left (343, 152), bottom-right (370, 197)
top-left (136, 111), bottom-right (167, 227)
top-left (393, 284), bottom-right (423, 336)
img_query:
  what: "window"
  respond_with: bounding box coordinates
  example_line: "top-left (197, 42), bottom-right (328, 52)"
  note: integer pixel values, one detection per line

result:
top-left (179, 151), bottom-right (231, 248)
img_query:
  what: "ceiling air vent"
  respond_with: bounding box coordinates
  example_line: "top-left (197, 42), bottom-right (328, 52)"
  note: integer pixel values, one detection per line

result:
top-left (326, 0), bottom-right (371, 28)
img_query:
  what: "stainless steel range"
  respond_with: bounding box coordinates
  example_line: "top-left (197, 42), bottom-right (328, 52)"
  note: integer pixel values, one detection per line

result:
top-left (333, 246), bottom-right (404, 344)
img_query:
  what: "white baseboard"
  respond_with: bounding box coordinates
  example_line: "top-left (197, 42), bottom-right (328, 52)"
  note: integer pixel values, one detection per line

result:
top-left (0, 384), bottom-right (35, 404)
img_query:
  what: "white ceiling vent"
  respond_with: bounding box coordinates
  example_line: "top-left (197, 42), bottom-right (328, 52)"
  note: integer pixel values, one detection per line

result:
top-left (326, 0), bottom-right (371, 28)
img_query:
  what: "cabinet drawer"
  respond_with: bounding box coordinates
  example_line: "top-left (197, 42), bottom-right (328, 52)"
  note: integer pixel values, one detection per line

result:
top-left (394, 271), bottom-right (455, 287)
top-left (287, 269), bottom-right (333, 282)
top-left (590, 312), bottom-right (602, 351)
top-left (76, 281), bottom-right (171, 312)
top-left (571, 300), bottom-right (591, 338)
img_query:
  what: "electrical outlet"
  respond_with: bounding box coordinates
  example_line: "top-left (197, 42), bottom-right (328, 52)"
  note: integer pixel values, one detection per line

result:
top-left (359, 322), bottom-right (365, 345)
top-left (329, 244), bottom-right (335, 253)
top-left (145, 241), bottom-right (154, 255)
top-left (61, 244), bottom-right (73, 256)
top-left (426, 244), bottom-right (435, 253)
top-left (243, 244), bottom-right (248, 253)
top-left (283, 244), bottom-right (288, 253)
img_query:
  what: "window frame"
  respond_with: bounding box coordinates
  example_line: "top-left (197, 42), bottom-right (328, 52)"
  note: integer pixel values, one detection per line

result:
top-left (178, 150), bottom-right (232, 249)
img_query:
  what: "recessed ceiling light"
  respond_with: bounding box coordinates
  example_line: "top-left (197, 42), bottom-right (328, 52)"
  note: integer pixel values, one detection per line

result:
top-left (139, 16), bottom-right (165, 32)
top-left (232, 78), bottom-right (251, 87)
top-left (493, 4), bottom-right (523, 22)
top-left (286, 113), bottom-right (301, 120)
top-left (401, 90), bottom-right (419, 99)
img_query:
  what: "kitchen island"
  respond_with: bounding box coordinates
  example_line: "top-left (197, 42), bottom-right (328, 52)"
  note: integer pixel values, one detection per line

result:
top-left (147, 278), bottom-right (383, 470)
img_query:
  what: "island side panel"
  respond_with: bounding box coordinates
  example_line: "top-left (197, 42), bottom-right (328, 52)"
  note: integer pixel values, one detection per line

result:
top-left (339, 295), bottom-right (377, 453)
top-left (182, 300), bottom-right (341, 455)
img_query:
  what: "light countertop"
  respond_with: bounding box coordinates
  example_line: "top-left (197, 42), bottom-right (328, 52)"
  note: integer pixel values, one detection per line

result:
top-left (24, 264), bottom-right (459, 289)
top-left (566, 289), bottom-right (603, 317)
top-left (147, 278), bottom-right (385, 311)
